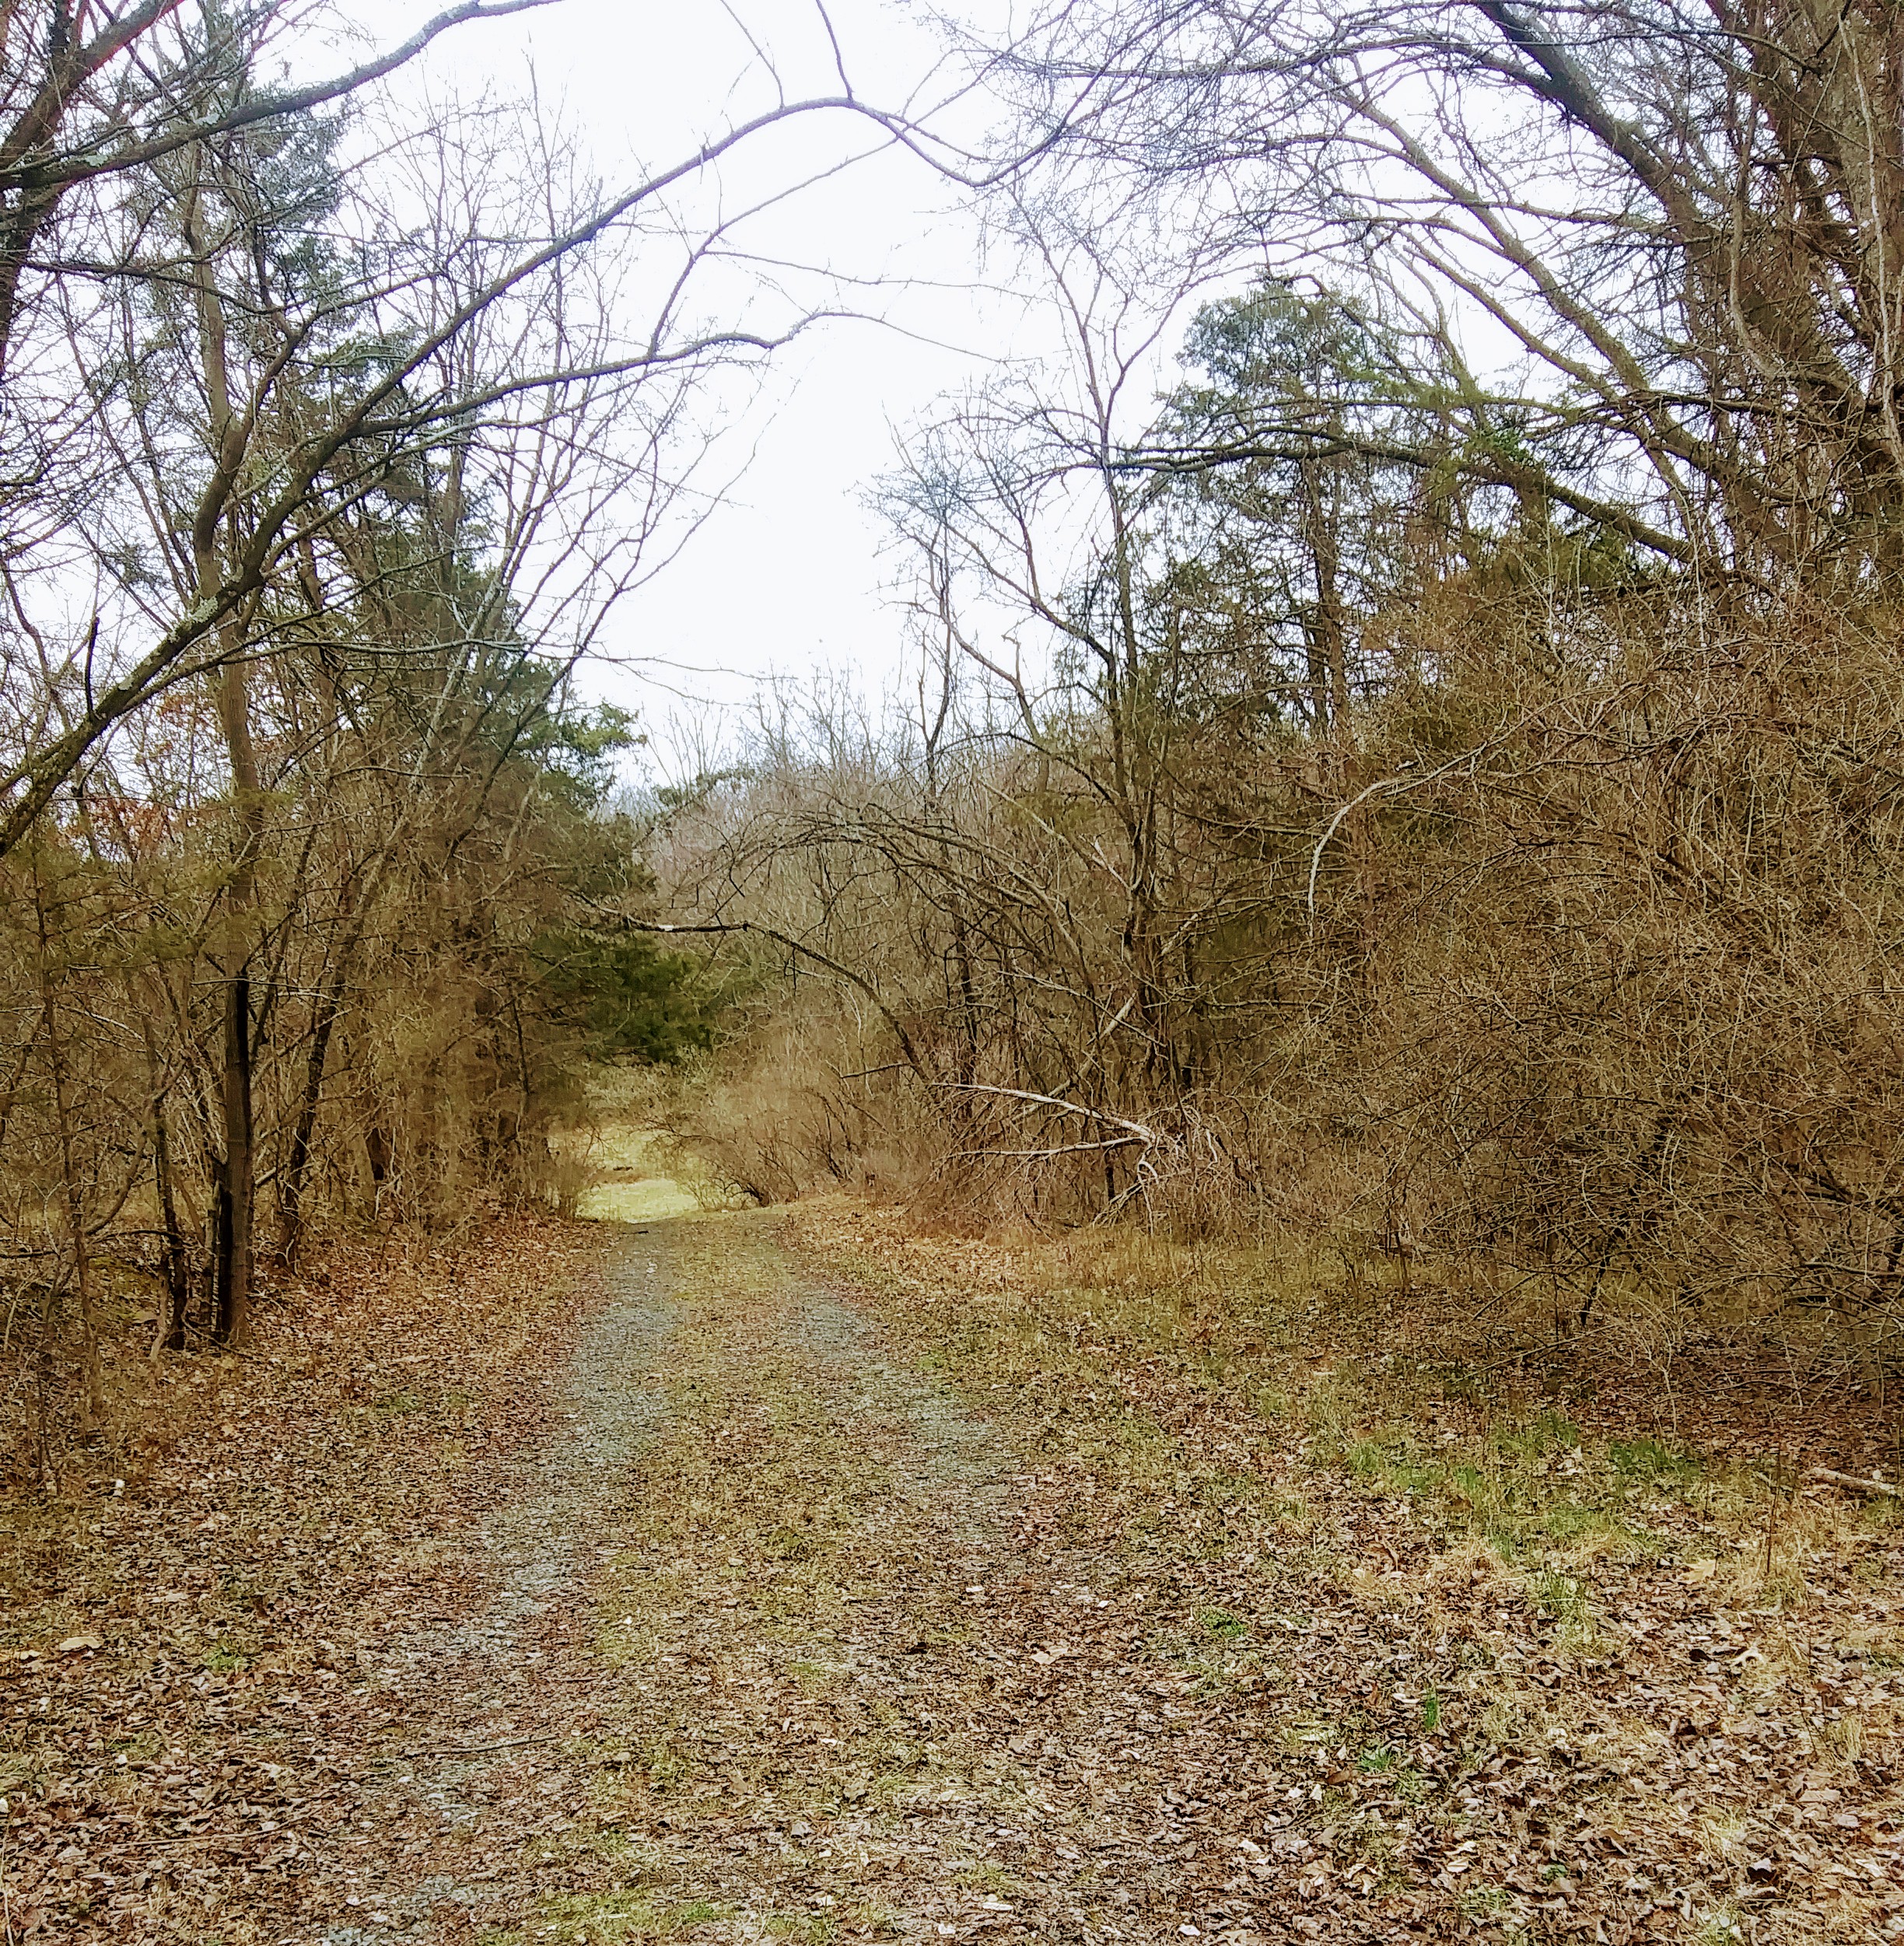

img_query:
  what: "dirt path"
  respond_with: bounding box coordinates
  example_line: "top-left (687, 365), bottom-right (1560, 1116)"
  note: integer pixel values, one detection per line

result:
top-left (25, 1201), bottom-right (1898, 1945)
top-left (325, 1209), bottom-right (1178, 1946)
top-left (250, 1198), bottom-right (1904, 1946)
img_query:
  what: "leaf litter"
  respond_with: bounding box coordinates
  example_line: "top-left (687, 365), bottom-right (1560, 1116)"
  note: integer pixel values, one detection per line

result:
top-left (0, 1217), bottom-right (607, 1943)
top-left (1, 1199), bottom-right (1900, 1944)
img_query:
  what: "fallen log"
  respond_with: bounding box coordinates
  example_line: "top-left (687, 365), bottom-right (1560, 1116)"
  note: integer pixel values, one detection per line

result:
top-left (1808, 1465), bottom-right (1901, 1498)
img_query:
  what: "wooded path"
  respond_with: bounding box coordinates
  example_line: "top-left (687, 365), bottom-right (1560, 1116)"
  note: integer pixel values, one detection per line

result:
top-left (11, 1203), bottom-right (1900, 1945)
top-left (327, 1211), bottom-right (1269, 1944)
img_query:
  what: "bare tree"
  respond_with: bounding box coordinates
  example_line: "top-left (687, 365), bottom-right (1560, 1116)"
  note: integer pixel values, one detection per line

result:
top-left (966, 0), bottom-right (1904, 583)
top-left (0, 2), bottom-right (924, 862)
top-left (0, 2), bottom-right (560, 371)
top-left (0, 3), bottom-right (941, 1411)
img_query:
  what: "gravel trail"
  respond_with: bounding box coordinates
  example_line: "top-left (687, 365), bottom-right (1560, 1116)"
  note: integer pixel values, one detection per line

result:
top-left (320, 1209), bottom-right (1164, 1946)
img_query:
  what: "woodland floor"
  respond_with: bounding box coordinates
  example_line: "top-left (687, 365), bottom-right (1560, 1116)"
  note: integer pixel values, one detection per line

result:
top-left (2, 1193), bottom-right (1903, 1946)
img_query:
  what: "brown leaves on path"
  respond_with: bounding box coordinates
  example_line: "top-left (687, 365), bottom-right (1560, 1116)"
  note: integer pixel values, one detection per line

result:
top-left (6, 1196), bottom-right (1904, 1946)
top-left (0, 1216), bottom-right (608, 1942)
top-left (779, 1199), bottom-right (1904, 1945)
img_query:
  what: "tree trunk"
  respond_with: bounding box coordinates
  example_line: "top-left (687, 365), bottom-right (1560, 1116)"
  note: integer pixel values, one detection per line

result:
top-left (33, 859), bottom-right (100, 1428)
top-left (138, 1009), bottom-right (191, 1353)
top-left (152, 1097), bottom-right (189, 1355)
top-left (1299, 450), bottom-right (1349, 742)
top-left (276, 961), bottom-right (345, 1265)
top-left (211, 656), bottom-right (264, 1348)
top-left (190, 180), bottom-right (263, 1349)
top-left (212, 965), bottom-right (254, 1345)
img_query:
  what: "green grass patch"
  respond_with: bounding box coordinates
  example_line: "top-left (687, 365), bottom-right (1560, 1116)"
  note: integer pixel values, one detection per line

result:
top-left (1608, 1437), bottom-right (1701, 1483)
top-left (1537, 1501), bottom-right (1615, 1544)
top-left (495, 1888), bottom-right (734, 1945)
top-left (1347, 1433), bottom-right (1444, 1497)
top-left (765, 1916), bottom-right (838, 1945)
top-left (1493, 1412), bottom-right (1580, 1458)
top-left (1534, 1570), bottom-right (1588, 1625)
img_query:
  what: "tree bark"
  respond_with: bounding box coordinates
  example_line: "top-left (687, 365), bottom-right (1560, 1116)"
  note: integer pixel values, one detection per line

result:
top-left (275, 961), bottom-right (345, 1265)
top-left (209, 657), bottom-right (264, 1347)
top-left (212, 964), bottom-right (254, 1346)
top-left (140, 1010), bottom-right (190, 1353)
top-left (152, 1097), bottom-right (190, 1354)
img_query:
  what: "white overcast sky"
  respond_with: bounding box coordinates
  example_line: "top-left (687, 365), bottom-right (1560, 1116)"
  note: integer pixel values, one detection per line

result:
top-left (352, 0), bottom-right (1045, 766)
top-left (312, 5), bottom-right (1549, 775)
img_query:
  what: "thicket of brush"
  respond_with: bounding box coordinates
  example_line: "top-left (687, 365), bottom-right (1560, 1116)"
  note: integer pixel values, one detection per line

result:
top-left (663, 587), bottom-right (1904, 1379)
top-left (0, 642), bottom-right (720, 1479)
top-left (638, 0), bottom-right (1904, 1409)
top-left (610, 0), bottom-right (1904, 1408)
top-left (0, 5), bottom-right (758, 1485)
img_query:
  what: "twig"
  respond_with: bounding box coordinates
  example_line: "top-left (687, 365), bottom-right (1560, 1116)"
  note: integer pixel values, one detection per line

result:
top-left (2, 1793), bottom-right (15, 1946)
top-left (400, 1733), bottom-right (559, 1758)
top-left (1808, 1465), bottom-right (1900, 1498)
top-left (932, 1083), bottom-right (1159, 1145)
top-left (948, 1137), bottom-right (1148, 1160)
top-left (1306, 724), bottom-right (1530, 920)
